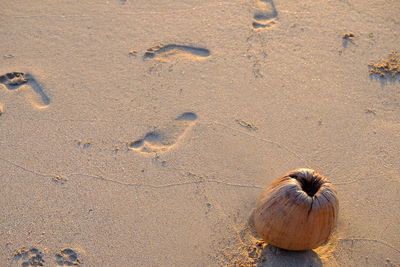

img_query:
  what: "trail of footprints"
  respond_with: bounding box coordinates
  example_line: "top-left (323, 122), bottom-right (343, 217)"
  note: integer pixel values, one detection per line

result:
top-left (4, 7), bottom-right (255, 265)
top-left (252, 0), bottom-right (278, 29)
top-left (0, 44), bottom-right (209, 115)
top-left (11, 247), bottom-right (81, 266)
top-left (0, 72), bottom-right (50, 109)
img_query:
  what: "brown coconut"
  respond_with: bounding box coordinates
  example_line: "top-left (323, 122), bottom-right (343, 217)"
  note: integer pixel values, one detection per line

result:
top-left (253, 168), bottom-right (338, 251)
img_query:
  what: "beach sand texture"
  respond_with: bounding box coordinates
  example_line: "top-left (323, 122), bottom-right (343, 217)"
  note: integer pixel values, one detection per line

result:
top-left (0, 0), bottom-right (399, 266)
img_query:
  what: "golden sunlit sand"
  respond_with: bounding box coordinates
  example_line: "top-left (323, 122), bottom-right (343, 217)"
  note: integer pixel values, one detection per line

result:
top-left (0, 0), bottom-right (399, 266)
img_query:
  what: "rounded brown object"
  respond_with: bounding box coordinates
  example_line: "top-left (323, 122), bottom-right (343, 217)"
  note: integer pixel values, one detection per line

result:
top-left (253, 168), bottom-right (338, 251)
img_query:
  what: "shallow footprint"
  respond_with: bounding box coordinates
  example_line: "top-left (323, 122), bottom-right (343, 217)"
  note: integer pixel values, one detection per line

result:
top-left (129, 112), bottom-right (198, 154)
top-left (252, 0), bottom-right (278, 29)
top-left (144, 44), bottom-right (210, 61)
top-left (0, 72), bottom-right (50, 109)
top-left (11, 247), bottom-right (45, 266)
top-left (55, 249), bottom-right (82, 266)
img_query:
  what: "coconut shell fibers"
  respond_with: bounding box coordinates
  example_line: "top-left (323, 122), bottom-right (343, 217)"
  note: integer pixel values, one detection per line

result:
top-left (253, 168), bottom-right (339, 251)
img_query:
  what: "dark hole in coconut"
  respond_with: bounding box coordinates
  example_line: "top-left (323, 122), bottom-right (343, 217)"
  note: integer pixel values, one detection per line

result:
top-left (289, 174), bottom-right (322, 197)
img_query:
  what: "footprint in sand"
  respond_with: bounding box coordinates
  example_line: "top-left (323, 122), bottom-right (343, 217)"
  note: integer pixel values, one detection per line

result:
top-left (129, 112), bottom-right (198, 154)
top-left (55, 249), bottom-right (82, 266)
top-left (0, 72), bottom-right (50, 109)
top-left (143, 44), bottom-right (210, 62)
top-left (11, 247), bottom-right (45, 266)
top-left (252, 0), bottom-right (278, 29)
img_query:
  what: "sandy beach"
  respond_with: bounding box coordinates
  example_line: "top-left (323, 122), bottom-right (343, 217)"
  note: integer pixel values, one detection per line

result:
top-left (1, 0), bottom-right (399, 266)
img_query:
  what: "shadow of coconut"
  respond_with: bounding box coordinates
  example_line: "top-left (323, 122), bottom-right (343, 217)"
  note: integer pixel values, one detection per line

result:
top-left (257, 245), bottom-right (323, 267)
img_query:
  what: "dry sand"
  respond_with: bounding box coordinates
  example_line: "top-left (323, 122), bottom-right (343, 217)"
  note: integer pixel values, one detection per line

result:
top-left (1, 0), bottom-right (399, 266)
